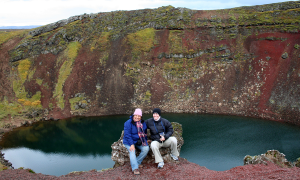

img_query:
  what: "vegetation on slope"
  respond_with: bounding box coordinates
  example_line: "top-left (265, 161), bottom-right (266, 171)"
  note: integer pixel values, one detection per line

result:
top-left (0, 1), bottom-right (299, 124)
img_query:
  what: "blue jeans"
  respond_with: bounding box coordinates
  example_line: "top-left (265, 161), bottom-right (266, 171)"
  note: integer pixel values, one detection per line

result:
top-left (124, 144), bottom-right (149, 171)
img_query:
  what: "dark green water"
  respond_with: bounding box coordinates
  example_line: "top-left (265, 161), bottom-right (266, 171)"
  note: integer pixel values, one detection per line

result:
top-left (1, 114), bottom-right (300, 176)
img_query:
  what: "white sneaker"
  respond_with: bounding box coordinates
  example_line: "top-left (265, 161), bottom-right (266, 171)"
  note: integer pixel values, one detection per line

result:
top-left (157, 161), bottom-right (164, 169)
top-left (170, 154), bottom-right (178, 161)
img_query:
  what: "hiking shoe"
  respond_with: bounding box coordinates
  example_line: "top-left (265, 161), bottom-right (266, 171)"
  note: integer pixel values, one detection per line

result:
top-left (133, 169), bottom-right (140, 175)
top-left (157, 161), bottom-right (164, 169)
top-left (170, 154), bottom-right (178, 161)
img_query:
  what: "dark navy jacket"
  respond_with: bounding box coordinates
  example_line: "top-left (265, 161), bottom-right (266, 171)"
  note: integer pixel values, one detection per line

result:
top-left (123, 116), bottom-right (148, 146)
top-left (145, 117), bottom-right (173, 142)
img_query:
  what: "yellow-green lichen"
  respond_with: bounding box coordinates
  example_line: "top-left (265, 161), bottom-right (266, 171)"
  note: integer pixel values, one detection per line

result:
top-left (127, 28), bottom-right (155, 58)
top-left (143, 90), bottom-right (151, 103)
top-left (69, 96), bottom-right (85, 111)
top-left (17, 59), bottom-right (31, 83)
top-left (0, 98), bottom-right (22, 119)
top-left (36, 78), bottom-right (43, 86)
top-left (53, 41), bottom-right (82, 109)
top-left (11, 59), bottom-right (42, 109)
top-left (0, 30), bottom-right (27, 45)
top-left (90, 32), bottom-right (111, 52)
top-left (168, 30), bottom-right (186, 54)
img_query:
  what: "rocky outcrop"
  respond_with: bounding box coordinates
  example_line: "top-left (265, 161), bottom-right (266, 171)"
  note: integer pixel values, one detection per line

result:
top-left (296, 158), bottom-right (300, 168)
top-left (111, 122), bottom-right (184, 167)
top-left (244, 150), bottom-right (294, 168)
top-left (1, 2), bottom-right (300, 126)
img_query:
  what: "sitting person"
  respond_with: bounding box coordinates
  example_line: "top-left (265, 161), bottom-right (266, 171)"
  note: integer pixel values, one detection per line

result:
top-left (146, 108), bottom-right (179, 168)
top-left (123, 108), bottom-right (149, 175)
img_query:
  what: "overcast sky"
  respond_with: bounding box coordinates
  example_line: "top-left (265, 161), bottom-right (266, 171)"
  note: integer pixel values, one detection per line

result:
top-left (1, 0), bottom-right (298, 27)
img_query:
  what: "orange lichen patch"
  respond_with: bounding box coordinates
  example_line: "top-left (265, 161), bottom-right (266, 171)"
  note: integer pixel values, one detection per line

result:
top-left (17, 99), bottom-right (26, 103)
top-left (31, 100), bottom-right (41, 106)
top-left (23, 100), bottom-right (32, 106)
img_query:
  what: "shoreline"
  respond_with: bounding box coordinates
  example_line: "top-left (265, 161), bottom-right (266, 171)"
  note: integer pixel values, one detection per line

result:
top-left (0, 115), bottom-right (299, 176)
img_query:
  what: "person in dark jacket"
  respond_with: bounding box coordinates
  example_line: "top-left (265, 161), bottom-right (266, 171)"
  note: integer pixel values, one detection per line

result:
top-left (146, 108), bottom-right (179, 169)
top-left (123, 108), bottom-right (149, 175)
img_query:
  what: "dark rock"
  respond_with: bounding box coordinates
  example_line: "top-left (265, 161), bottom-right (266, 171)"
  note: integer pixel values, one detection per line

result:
top-left (157, 53), bottom-right (165, 59)
top-left (81, 103), bottom-right (87, 109)
top-left (26, 113), bottom-right (33, 119)
top-left (31, 111), bottom-right (38, 118)
top-left (295, 158), bottom-right (300, 167)
top-left (244, 150), bottom-right (293, 168)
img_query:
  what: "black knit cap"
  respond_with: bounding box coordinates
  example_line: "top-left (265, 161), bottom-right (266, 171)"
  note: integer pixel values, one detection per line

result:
top-left (152, 108), bottom-right (161, 116)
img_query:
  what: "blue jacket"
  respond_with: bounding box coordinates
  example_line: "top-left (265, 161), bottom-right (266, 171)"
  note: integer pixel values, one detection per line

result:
top-left (123, 116), bottom-right (148, 146)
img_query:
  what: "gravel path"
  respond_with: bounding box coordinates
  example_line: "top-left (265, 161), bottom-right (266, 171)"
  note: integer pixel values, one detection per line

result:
top-left (1, 158), bottom-right (300, 180)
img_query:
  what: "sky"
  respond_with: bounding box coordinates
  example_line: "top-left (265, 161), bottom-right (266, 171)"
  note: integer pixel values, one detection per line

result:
top-left (1, 0), bottom-right (298, 27)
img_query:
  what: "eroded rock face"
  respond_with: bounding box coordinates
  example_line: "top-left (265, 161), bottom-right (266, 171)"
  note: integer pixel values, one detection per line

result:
top-left (2, 2), bottom-right (300, 126)
top-left (111, 122), bottom-right (184, 167)
top-left (244, 150), bottom-right (293, 168)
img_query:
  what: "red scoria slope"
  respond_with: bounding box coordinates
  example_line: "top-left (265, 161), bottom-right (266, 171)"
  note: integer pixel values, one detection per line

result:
top-left (0, 158), bottom-right (299, 179)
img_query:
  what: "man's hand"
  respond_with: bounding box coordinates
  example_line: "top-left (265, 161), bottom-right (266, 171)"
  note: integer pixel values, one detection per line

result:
top-left (160, 135), bottom-right (165, 142)
top-left (129, 145), bottom-right (135, 152)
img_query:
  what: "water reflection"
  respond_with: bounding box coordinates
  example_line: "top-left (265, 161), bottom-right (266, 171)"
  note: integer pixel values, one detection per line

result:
top-left (3, 147), bottom-right (114, 176)
top-left (0, 116), bottom-right (125, 155)
top-left (1, 114), bottom-right (300, 176)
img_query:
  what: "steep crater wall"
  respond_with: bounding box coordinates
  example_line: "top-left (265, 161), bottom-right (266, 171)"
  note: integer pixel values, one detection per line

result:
top-left (0, 2), bottom-right (300, 125)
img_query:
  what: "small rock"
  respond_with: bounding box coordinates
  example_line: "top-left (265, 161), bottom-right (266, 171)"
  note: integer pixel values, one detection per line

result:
top-left (81, 103), bottom-right (87, 109)
top-left (282, 52), bottom-right (288, 59)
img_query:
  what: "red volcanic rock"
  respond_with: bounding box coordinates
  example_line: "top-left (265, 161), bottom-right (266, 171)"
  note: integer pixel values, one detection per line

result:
top-left (0, 158), bottom-right (300, 179)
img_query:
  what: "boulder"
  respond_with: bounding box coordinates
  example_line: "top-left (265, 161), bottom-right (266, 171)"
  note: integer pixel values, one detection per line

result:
top-left (111, 122), bottom-right (184, 167)
top-left (295, 158), bottom-right (300, 168)
top-left (244, 150), bottom-right (293, 168)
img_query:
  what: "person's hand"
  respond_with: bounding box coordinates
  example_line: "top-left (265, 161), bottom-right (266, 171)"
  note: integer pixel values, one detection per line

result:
top-left (129, 145), bottom-right (135, 152)
top-left (160, 135), bottom-right (165, 142)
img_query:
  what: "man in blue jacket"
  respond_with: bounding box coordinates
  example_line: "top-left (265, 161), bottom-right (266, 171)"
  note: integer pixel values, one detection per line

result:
top-left (146, 108), bottom-right (179, 168)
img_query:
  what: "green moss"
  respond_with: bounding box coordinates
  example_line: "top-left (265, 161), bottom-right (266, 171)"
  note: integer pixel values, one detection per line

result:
top-left (0, 98), bottom-right (22, 119)
top-left (168, 30), bottom-right (185, 54)
top-left (17, 59), bottom-right (31, 83)
top-left (125, 61), bottom-right (142, 82)
top-left (90, 32), bottom-right (111, 52)
top-left (49, 103), bottom-right (53, 109)
top-left (99, 52), bottom-right (109, 66)
top-left (36, 78), bottom-right (43, 86)
top-left (26, 169), bottom-right (35, 173)
top-left (53, 41), bottom-right (82, 109)
top-left (0, 30), bottom-right (27, 45)
top-left (11, 59), bottom-right (42, 110)
top-left (127, 28), bottom-right (155, 58)
top-left (69, 96), bottom-right (85, 111)
top-left (143, 90), bottom-right (151, 103)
